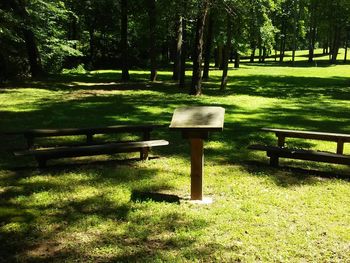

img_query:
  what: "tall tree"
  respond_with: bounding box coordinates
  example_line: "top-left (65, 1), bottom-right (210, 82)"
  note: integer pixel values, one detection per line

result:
top-left (203, 10), bottom-right (214, 79)
top-left (345, 29), bottom-right (349, 63)
top-left (148, 0), bottom-right (157, 81)
top-left (120, 0), bottom-right (130, 81)
top-left (179, 17), bottom-right (187, 89)
top-left (221, 14), bottom-right (233, 90)
top-left (173, 15), bottom-right (183, 81)
top-left (291, 0), bottom-right (299, 64)
top-left (9, 0), bottom-right (43, 78)
top-left (308, 0), bottom-right (318, 63)
top-left (190, 0), bottom-right (210, 96)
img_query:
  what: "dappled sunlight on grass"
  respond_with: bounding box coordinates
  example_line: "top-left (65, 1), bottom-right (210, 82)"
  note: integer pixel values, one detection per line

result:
top-left (0, 55), bottom-right (350, 261)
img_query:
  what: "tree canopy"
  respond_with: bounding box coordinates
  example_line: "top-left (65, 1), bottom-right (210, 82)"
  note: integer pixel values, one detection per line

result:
top-left (1, 0), bottom-right (349, 92)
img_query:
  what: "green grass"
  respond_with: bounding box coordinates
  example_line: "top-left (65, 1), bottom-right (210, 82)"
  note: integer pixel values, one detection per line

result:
top-left (1, 49), bottom-right (350, 262)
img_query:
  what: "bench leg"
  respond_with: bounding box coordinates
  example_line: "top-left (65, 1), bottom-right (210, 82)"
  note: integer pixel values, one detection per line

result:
top-left (25, 135), bottom-right (34, 149)
top-left (86, 133), bottom-right (94, 144)
top-left (269, 155), bottom-right (279, 167)
top-left (140, 147), bottom-right (149, 161)
top-left (36, 158), bottom-right (47, 168)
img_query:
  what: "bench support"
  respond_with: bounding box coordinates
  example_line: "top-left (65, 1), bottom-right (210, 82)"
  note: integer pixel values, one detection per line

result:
top-left (269, 154), bottom-right (279, 167)
top-left (277, 135), bottom-right (285, 147)
top-left (36, 157), bottom-right (47, 168)
top-left (190, 138), bottom-right (203, 200)
top-left (337, 140), bottom-right (344, 154)
top-left (140, 147), bottom-right (149, 160)
top-left (86, 133), bottom-right (94, 144)
top-left (249, 144), bottom-right (350, 167)
top-left (25, 135), bottom-right (35, 149)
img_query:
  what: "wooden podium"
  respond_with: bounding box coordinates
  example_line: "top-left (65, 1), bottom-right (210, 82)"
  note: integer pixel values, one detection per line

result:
top-left (169, 106), bottom-right (225, 202)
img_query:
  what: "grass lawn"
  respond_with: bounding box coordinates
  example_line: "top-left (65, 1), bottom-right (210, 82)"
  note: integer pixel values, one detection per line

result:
top-left (1, 49), bottom-right (350, 262)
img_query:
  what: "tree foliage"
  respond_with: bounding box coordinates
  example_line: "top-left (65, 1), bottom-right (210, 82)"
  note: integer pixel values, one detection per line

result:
top-left (0, 0), bottom-right (349, 86)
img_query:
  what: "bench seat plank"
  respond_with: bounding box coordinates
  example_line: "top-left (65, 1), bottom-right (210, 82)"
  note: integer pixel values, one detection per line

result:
top-left (249, 144), bottom-right (350, 166)
top-left (4, 124), bottom-right (165, 149)
top-left (15, 140), bottom-right (169, 167)
top-left (15, 140), bottom-right (169, 157)
top-left (261, 128), bottom-right (350, 142)
top-left (5, 125), bottom-right (164, 137)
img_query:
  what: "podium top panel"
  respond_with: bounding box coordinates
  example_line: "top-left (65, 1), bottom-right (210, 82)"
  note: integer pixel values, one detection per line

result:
top-left (169, 106), bottom-right (225, 131)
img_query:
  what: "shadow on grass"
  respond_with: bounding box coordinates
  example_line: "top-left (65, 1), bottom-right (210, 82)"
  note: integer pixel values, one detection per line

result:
top-left (0, 161), bottom-right (202, 262)
top-left (204, 74), bottom-right (350, 100)
top-left (1, 67), bottom-right (350, 261)
top-left (243, 161), bottom-right (350, 188)
top-left (131, 190), bottom-right (181, 204)
top-left (1, 70), bottom-right (350, 170)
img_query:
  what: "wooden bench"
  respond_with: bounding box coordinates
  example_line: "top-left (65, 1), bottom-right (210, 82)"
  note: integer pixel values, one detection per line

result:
top-left (8, 125), bottom-right (169, 167)
top-left (5, 125), bottom-right (163, 149)
top-left (248, 128), bottom-right (350, 167)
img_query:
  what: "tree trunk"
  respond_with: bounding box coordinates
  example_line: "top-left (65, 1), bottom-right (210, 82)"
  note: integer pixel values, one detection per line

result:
top-left (331, 26), bottom-right (341, 64)
top-left (148, 0), bottom-right (157, 81)
top-left (344, 33), bottom-right (348, 63)
top-left (262, 47), bottom-right (266, 63)
top-left (219, 45), bottom-right (225, 69)
top-left (292, 0), bottom-right (299, 65)
top-left (120, 0), bottom-right (130, 81)
top-left (308, 26), bottom-right (316, 63)
top-left (308, 1), bottom-right (317, 63)
top-left (215, 45), bottom-right (223, 69)
top-left (234, 50), bottom-right (240, 68)
top-left (229, 50), bottom-right (234, 63)
top-left (173, 16), bottom-right (182, 81)
top-left (250, 48), bottom-right (256, 63)
top-left (179, 18), bottom-right (187, 89)
top-left (220, 16), bottom-right (233, 91)
top-left (279, 20), bottom-right (286, 62)
top-left (23, 29), bottom-right (43, 78)
top-left (190, 0), bottom-right (210, 96)
top-left (258, 43), bottom-right (263, 62)
top-left (89, 28), bottom-right (95, 65)
top-left (10, 0), bottom-right (43, 78)
top-left (203, 11), bottom-right (214, 80)
top-left (279, 19), bottom-right (286, 62)
top-left (0, 51), bottom-right (6, 82)
top-left (70, 14), bottom-right (78, 49)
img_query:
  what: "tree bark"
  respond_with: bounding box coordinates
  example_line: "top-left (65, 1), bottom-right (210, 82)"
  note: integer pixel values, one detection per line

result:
top-left (179, 18), bottom-right (187, 89)
top-left (214, 45), bottom-right (223, 68)
top-left (292, 0), bottom-right (299, 65)
top-left (344, 33), bottom-right (348, 63)
top-left (0, 51), bottom-right (6, 82)
top-left (173, 16), bottom-right (182, 81)
top-left (148, 0), bottom-right (157, 81)
top-left (279, 20), bottom-right (286, 62)
top-left (219, 45), bottom-right (225, 69)
top-left (331, 26), bottom-right (341, 64)
top-left (89, 28), bottom-right (95, 65)
top-left (258, 43), bottom-right (263, 62)
top-left (250, 48), bottom-right (256, 63)
top-left (308, 1), bottom-right (317, 63)
top-left (203, 11), bottom-right (214, 79)
top-left (308, 26), bottom-right (316, 63)
top-left (234, 51), bottom-right (240, 68)
top-left (221, 15), bottom-right (233, 91)
top-left (9, 0), bottom-right (43, 78)
top-left (262, 47), bottom-right (266, 63)
top-left (190, 0), bottom-right (210, 95)
top-left (120, 0), bottom-right (130, 81)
